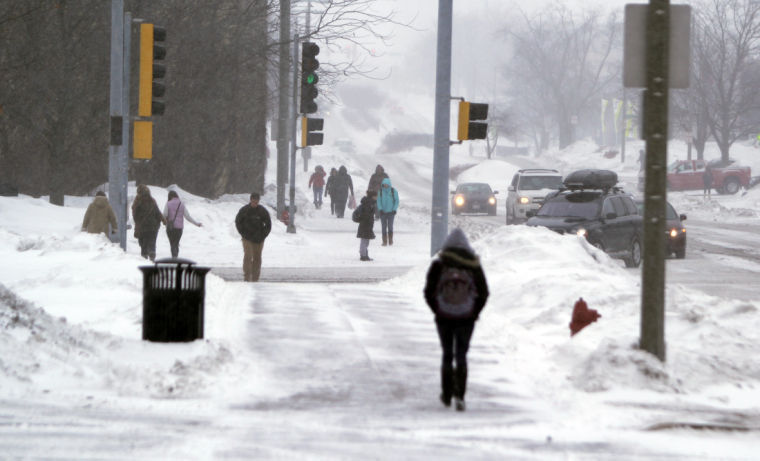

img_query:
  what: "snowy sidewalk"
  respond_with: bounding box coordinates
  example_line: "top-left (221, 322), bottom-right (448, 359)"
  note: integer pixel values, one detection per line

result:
top-left (217, 281), bottom-right (545, 459)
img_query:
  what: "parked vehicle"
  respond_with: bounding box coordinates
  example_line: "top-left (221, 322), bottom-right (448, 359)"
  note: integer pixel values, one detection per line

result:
top-left (634, 198), bottom-right (687, 259)
top-left (451, 183), bottom-right (498, 215)
top-left (505, 169), bottom-right (563, 225)
top-left (527, 169), bottom-right (643, 268)
top-left (666, 159), bottom-right (750, 194)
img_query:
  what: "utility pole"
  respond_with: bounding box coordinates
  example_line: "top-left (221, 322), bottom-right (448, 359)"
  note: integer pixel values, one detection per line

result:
top-left (640, 0), bottom-right (670, 361)
top-left (288, 31), bottom-right (299, 234)
top-left (108, 0), bottom-right (129, 250)
top-left (276, 0), bottom-right (292, 218)
top-left (621, 89), bottom-right (627, 163)
top-left (430, 0), bottom-right (453, 256)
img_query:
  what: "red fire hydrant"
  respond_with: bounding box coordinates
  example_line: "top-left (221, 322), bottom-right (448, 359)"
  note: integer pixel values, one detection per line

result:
top-left (569, 297), bottom-right (601, 336)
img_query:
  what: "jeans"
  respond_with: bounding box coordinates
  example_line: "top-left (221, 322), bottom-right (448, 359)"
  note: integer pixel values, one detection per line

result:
top-left (435, 319), bottom-right (475, 369)
top-left (360, 238), bottom-right (370, 258)
top-left (313, 186), bottom-right (323, 206)
top-left (380, 212), bottom-right (395, 237)
top-left (166, 228), bottom-right (183, 258)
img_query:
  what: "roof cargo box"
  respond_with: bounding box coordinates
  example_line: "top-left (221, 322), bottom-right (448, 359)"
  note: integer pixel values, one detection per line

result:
top-left (563, 169), bottom-right (618, 190)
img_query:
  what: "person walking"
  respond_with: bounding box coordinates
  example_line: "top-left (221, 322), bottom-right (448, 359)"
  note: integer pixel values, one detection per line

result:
top-left (355, 189), bottom-right (377, 261)
top-left (308, 165), bottom-right (326, 209)
top-left (703, 165), bottom-right (714, 197)
top-left (367, 164), bottom-right (389, 195)
top-left (163, 190), bottom-right (202, 259)
top-left (81, 191), bottom-right (118, 236)
top-left (235, 192), bottom-right (272, 282)
top-left (423, 228), bottom-right (489, 411)
top-left (325, 167), bottom-right (338, 215)
top-left (132, 184), bottom-right (165, 261)
top-left (332, 165), bottom-right (354, 218)
top-left (376, 177), bottom-right (399, 246)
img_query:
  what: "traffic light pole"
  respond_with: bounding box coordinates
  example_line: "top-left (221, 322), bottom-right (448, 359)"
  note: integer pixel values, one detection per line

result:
top-left (640, 0), bottom-right (670, 361)
top-left (108, 0), bottom-right (129, 251)
top-left (276, 0), bottom-right (292, 218)
top-left (288, 33), bottom-right (299, 234)
top-left (430, 0), bottom-right (453, 256)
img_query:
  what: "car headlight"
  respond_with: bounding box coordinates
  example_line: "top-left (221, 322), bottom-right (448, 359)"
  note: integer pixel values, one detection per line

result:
top-left (669, 228), bottom-right (678, 238)
top-left (519, 196), bottom-right (530, 205)
top-left (576, 228), bottom-right (587, 237)
top-left (454, 195), bottom-right (465, 206)
top-left (488, 196), bottom-right (496, 205)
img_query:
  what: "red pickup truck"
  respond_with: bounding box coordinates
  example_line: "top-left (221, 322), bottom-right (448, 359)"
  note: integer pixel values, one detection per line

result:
top-left (667, 159), bottom-right (751, 194)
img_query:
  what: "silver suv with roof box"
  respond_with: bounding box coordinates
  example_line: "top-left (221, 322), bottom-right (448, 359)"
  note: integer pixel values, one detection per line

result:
top-left (505, 169), bottom-right (563, 225)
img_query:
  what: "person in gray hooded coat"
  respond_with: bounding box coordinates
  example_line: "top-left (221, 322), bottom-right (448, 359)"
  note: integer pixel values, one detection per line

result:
top-left (424, 228), bottom-right (489, 411)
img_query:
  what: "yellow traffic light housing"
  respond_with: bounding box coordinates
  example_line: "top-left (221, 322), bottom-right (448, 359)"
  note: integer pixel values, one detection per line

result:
top-left (457, 101), bottom-right (489, 141)
top-left (301, 116), bottom-right (324, 147)
top-left (138, 23), bottom-right (166, 117)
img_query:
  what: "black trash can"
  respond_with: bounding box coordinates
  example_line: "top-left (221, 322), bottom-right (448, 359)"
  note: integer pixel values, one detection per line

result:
top-left (139, 258), bottom-right (210, 342)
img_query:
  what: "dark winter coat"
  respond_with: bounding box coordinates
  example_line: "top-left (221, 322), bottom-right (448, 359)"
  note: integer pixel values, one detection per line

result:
top-left (424, 228), bottom-right (489, 322)
top-left (703, 168), bottom-right (714, 187)
top-left (82, 196), bottom-right (118, 235)
top-left (367, 165), bottom-right (389, 193)
top-left (235, 203), bottom-right (272, 243)
top-left (331, 166), bottom-right (354, 200)
top-left (325, 172), bottom-right (336, 197)
top-left (356, 195), bottom-right (376, 239)
top-left (132, 195), bottom-right (163, 237)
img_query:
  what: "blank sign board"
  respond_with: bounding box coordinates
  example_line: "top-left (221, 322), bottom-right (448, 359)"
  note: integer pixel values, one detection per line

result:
top-left (623, 4), bottom-right (691, 89)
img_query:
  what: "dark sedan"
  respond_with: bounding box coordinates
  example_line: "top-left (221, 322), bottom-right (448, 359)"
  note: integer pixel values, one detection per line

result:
top-left (634, 198), bottom-right (687, 259)
top-left (451, 183), bottom-right (498, 215)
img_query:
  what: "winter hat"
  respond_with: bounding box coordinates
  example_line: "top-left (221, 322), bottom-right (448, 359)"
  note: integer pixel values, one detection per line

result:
top-left (442, 228), bottom-right (475, 255)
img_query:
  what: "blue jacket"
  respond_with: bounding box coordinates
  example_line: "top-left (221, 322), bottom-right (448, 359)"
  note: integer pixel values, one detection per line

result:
top-left (376, 178), bottom-right (399, 213)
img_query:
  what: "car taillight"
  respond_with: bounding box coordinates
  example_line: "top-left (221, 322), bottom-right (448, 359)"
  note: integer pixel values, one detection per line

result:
top-left (454, 195), bottom-right (465, 206)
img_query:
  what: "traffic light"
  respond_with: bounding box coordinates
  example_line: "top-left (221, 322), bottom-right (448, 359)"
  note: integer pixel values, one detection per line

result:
top-left (138, 23), bottom-right (166, 117)
top-left (457, 101), bottom-right (489, 141)
top-left (301, 116), bottom-right (324, 146)
top-left (300, 42), bottom-right (320, 114)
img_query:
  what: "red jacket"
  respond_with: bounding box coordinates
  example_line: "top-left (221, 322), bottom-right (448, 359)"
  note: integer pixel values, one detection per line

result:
top-left (309, 170), bottom-right (326, 188)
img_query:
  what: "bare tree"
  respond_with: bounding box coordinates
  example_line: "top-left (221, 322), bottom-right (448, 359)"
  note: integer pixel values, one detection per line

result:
top-left (692, 0), bottom-right (760, 162)
top-left (503, 2), bottom-right (620, 150)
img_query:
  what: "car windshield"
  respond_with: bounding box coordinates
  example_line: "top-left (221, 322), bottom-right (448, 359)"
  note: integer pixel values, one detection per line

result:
top-left (459, 184), bottom-right (491, 194)
top-left (518, 175), bottom-right (562, 190)
top-left (636, 201), bottom-right (679, 220)
top-left (537, 196), bottom-right (600, 219)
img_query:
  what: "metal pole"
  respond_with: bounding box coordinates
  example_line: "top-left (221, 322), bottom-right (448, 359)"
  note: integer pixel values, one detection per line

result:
top-left (276, 0), bottom-right (292, 218)
top-left (288, 32), bottom-right (299, 234)
top-left (430, 0), bottom-right (453, 256)
top-left (640, 0), bottom-right (670, 362)
top-left (621, 89), bottom-right (627, 163)
top-left (108, 0), bottom-right (126, 250)
top-left (119, 12), bottom-right (131, 250)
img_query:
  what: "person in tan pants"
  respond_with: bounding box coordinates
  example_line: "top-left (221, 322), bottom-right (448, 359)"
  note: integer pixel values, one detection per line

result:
top-left (234, 193), bottom-right (272, 282)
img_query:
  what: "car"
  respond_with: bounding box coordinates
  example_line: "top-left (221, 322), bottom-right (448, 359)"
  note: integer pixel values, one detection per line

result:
top-left (505, 169), bottom-right (563, 225)
top-left (666, 158), bottom-right (751, 194)
top-left (451, 182), bottom-right (498, 216)
top-left (526, 169), bottom-right (643, 268)
top-left (634, 198), bottom-right (687, 259)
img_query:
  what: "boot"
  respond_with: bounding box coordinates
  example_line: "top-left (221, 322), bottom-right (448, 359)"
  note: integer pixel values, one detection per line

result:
top-left (382, 234), bottom-right (388, 246)
top-left (440, 365), bottom-right (453, 407)
top-left (454, 366), bottom-right (467, 411)
top-left (389, 232), bottom-right (393, 246)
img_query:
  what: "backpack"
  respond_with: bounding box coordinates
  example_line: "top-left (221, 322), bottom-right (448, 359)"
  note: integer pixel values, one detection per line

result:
top-left (351, 204), bottom-right (363, 223)
top-left (435, 266), bottom-right (476, 319)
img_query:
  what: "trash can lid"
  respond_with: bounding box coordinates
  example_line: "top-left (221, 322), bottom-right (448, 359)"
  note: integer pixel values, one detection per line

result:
top-left (154, 257), bottom-right (196, 265)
